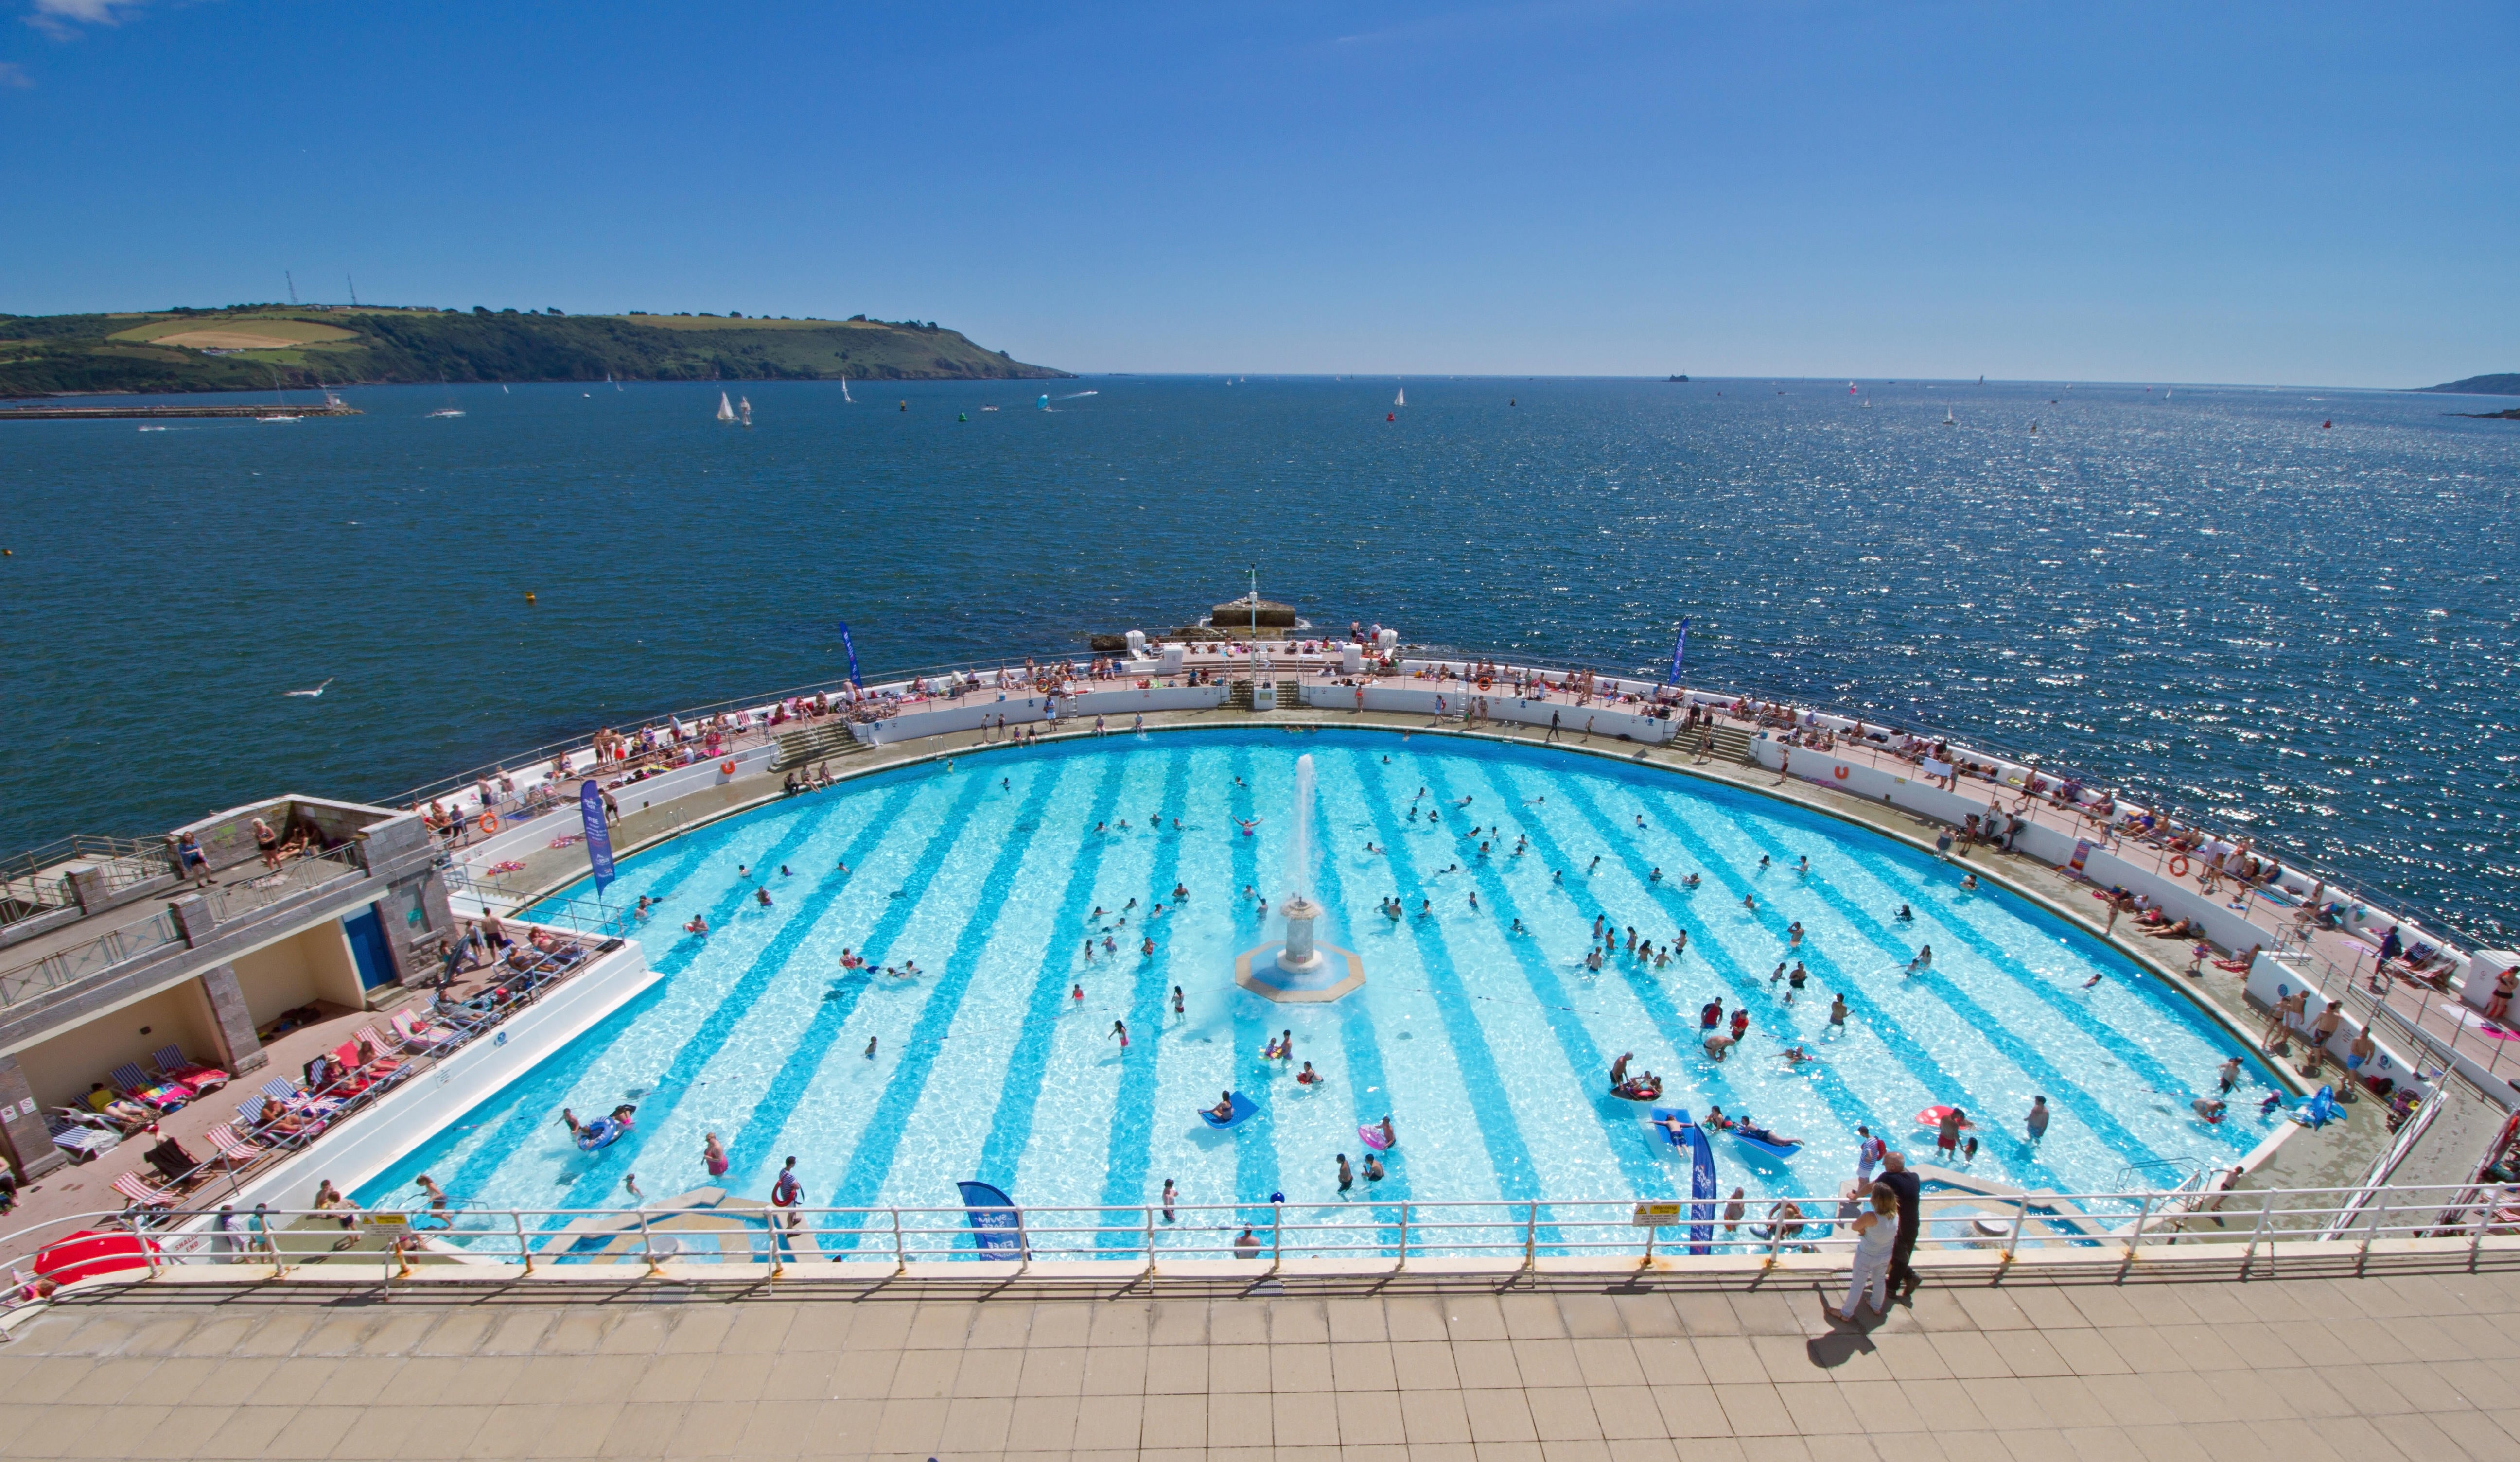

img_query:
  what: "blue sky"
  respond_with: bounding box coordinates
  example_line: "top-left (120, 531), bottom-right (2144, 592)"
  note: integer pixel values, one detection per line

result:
top-left (3, 1), bottom-right (2512, 384)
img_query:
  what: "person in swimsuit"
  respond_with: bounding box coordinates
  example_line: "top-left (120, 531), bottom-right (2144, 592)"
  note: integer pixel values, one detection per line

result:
top-left (1210, 1091), bottom-right (1236, 1122)
top-left (704, 1132), bottom-right (729, 1176)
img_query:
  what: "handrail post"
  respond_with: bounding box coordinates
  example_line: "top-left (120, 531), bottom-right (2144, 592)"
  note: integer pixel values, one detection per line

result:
top-left (890, 1207), bottom-right (905, 1274)
top-left (1396, 1201), bottom-right (1409, 1271)
top-left (2001, 1195), bottom-right (2028, 1265)
top-left (1271, 1204), bottom-right (1282, 1272)
top-left (1143, 1205), bottom-right (1155, 1275)
top-left (1522, 1201), bottom-right (1539, 1272)
top-left (2470, 1184), bottom-right (2502, 1270)
top-left (137, 1213), bottom-right (159, 1280)
top-left (1764, 1210), bottom-right (1782, 1270)
top-left (2360, 1190), bottom-right (2387, 1271)
top-left (635, 1207), bottom-right (661, 1277)
top-left (514, 1210), bottom-right (532, 1275)
top-left (2243, 1190), bottom-right (2275, 1277)
top-left (2120, 1194), bottom-right (2157, 1276)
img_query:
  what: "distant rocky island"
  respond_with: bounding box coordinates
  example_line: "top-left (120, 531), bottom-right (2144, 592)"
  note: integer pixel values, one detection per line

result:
top-left (2417, 373), bottom-right (2520, 397)
top-left (0, 306), bottom-right (1068, 397)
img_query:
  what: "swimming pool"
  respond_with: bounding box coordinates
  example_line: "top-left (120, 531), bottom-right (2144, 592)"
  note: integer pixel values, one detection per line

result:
top-left (359, 728), bottom-right (2275, 1246)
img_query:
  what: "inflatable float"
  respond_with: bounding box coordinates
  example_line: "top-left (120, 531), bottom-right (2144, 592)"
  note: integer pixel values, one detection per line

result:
top-left (1730, 1125), bottom-right (1802, 1159)
top-left (1610, 1078), bottom-right (1664, 1102)
top-left (1201, 1092), bottom-right (1260, 1129)
top-left (572, 1109), bottom-right (634, 1151)
top-left (1358, 1123), bottom-right (1392, 1151)
top-left (1916, 1105), bottom-right (1975, 1131)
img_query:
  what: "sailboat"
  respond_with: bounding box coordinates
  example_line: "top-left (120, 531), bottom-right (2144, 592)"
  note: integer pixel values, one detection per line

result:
top-left (738, 396), bottom-right (752, 428)
top-left (1395, 387), bottom-right (1405, 407)
top-left (716, 391), bottom-right (737, 424)
top-left (840, 376), bottom-right (853, 403)
top-left (428, 374), bottom-right (464, 418)
top-left (1942, 407), bottom-right (1956, 426)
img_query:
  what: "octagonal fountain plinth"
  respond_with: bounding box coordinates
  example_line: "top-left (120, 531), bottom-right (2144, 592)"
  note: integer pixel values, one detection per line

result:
top-left (1236, 894), bottom-right (1364, 1002)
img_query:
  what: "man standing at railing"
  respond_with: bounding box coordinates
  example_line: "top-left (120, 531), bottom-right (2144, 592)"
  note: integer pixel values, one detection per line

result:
top-left (1879, 1151), bottom-right (1922, 1301)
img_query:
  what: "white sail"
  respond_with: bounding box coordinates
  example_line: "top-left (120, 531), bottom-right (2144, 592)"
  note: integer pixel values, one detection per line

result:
top-left (739, 396), bottom-right (752, 427)
top-left (717, 391), bottom-right (736, 423)
top-left (1395, 388), bottom-right (1405, 407)
top-left (841, 376), bottom-right (853, 402)
top-left (1943, 407), bottom-right (1956, 424)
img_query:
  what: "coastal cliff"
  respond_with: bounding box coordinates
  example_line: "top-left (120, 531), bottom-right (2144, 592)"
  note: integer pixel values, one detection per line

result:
top-left (0, 306), bottom-right (1068, 396)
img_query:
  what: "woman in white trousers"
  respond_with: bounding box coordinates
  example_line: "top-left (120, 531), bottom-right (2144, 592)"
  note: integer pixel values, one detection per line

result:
top-left (1834, 1183), bottom-right (1901, 1323)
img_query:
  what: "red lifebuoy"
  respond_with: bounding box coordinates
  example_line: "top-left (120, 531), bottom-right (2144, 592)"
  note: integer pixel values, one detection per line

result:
top-left (719, 761), bottom-right (737, 776)
top-left (1833, 766), bottom-right (1850, 781)
top-left (477, 811), bottom-right (499, 833)
top-left (2169, 854), bottom-right (2191, 877)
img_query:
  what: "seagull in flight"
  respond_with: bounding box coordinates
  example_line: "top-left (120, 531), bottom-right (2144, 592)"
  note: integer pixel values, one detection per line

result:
top-left (282, 678), bottom-right (334, 698)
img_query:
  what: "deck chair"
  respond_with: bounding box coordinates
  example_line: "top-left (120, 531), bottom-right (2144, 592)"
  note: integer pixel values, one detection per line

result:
top-left (110, 1169), bottom-right (178, 1209)
top-left (203, 1123), bottom-right (264, 1167)
top-left (46, 1114), bottom-right (119, 1161)
top-left (351, 1027), bottom-right (412, 1082)
top-left (389, 1008), bottom-right (455, 1050)
top-left (151, 1045), bottom-right (229, 1092)
top-left (109, 1062), bottom-right (188, 1111)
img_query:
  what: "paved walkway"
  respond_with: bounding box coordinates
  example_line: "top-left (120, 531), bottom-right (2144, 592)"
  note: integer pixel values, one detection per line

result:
top-left (4, 1263), bottom-right (2519, 1461)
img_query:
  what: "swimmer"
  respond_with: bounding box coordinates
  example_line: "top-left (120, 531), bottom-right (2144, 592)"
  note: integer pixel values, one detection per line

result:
top-left (1553, 869), bottom-right (1563, 884)
top-left (864, 1036), bottom-right (878, 1060)
top-left (1378, 1114), bottom-right (1398, 1149)
top-left (1828, 993), bottom-right (1849, 1028)
top-left (1700, 998), bottom-right (1723, 1030)
top-left (1141, 935), bottom-right (1155, 957)
top-left (2192, 1096), bottom-right (2228, 1124)
top-left (2081, 973), bottom-right (2104, 990)
top-left (1337, 1154), bottom-right (1354, 1197)
top-left (1236, 818), bottom-right (1260, 836)
top-left (1469, 890), bottom-right (1479, 910)
top-left (1788, 920), bottom-right (1804, 947)
top-left (1296, 1061), bottom-right (1321, 1085)
top-left (1587, 855), bottom-right (1601, 873)
top-left (1362, 1152), bottom-right (1383, 1182)
top-left (1906, 946), bottom-right (1933, 975)
top-left (1682, 872), bottom-right (1701, 889)
top-left (1758, 855), bottom-right (1770, 871)
top-left (1960, 873), bottom-right (1978, 891)
top-left (1636, 814), bottom-right (1646, 829)
top-left (1109, 1020), bottom-right (1129, 1049)
top-left (836, 859), bottom-right (850, 874)
top-left (779, 865), bottom-right (792, 877)
top-left (1651, 867), bottom-right (1662, 882)
top-left (1961, 1136), bottom-right (1978, 1161)
top-left (2216, 1056), bottom-right (2241, 1093)
top-left (1418, 898), bottom-right (1431, 916)
top-left (1511, 917), bottom-right (1524, 933)
top-left (1743, 893), bottom-right (1758, 911)
top-left (1895, 904), bottom-right (1914, 922)
top-left (1071, 982), bottom-right (1085, 1008)
top-left (1610, 1051), bottom-right (1633, 1089)
top-left (1703, 1033), bottom-right (1735, 1061)
top-left (1781, 1044), bottom-right (1816, 1066)
top-left (1796, 855), bottom-right (1810, 875)
top-left (1210, 1091), bottom-right (1236, 1122)
top-left (625, 1173), bottom-right (644, 1200)
top-left (755, 886), bottom-right (772, 907)
top-left (1365, 840), bottom-right (1381, 853)
top-left (684, 914), bottom-right (710, 935)
top-left (1172, 985), bottom-right (1186, 1019)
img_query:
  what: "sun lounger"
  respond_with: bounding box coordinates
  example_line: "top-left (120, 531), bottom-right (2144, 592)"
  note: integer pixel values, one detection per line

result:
top-left (109, 1062), bottom-right (189, 1111)
top-left (389, 1009), bottom-right (455, 1050)
top-left (203, 1123), bottom-right (264, 1167)
top-left (46, 1114), bottom-right (118, 1161)
top-left (150, 1045), bottom-right (229, 1092)
top-left (110, 1170), bottom-right (178, 1209)
top-left (351, 1027), bottom-right (412, 1081)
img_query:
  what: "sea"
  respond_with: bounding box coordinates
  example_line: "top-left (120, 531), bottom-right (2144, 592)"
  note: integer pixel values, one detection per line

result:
top-left (3, 376), bottom-right (2513, 942)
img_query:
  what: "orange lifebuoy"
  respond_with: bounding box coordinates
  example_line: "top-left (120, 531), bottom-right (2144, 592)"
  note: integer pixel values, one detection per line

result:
top-left (720, 761), bottom-right (737, 776)
top-left (477, 811), bottom-right (499, 833)
top-left (1833, 766), bottom-right (1850, 781)
top-left (2169, 854), bottom-right (2191, 877)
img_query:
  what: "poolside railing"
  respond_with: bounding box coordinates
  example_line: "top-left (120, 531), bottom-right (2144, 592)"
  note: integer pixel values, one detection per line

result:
top-left (7, 1180), bottom-right (2519, 1301)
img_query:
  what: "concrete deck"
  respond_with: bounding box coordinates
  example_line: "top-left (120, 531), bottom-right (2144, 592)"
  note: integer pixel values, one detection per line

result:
top-left (6, 1261), bottom-right (2520, 1461)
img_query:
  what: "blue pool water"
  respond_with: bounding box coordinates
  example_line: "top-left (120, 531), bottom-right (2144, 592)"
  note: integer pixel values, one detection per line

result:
top-left (358, 728), bottom-right (2274, 1238)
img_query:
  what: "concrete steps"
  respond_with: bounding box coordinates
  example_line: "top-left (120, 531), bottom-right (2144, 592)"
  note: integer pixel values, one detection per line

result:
top-left (1703, 724), bottom-right (1757, 765)
top-left (772, 721), bottom-right (870, 772)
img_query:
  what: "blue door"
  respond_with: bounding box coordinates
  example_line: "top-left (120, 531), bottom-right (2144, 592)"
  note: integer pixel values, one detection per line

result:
top-left (343, 907), bottom-right (397, 989)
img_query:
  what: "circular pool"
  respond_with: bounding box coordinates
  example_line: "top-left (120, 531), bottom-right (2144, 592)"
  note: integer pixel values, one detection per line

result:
top-left (361, 728), bottom-right (2275, 1240)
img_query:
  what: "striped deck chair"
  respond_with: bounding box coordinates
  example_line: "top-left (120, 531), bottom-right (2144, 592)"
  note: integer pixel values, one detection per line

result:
top-left (151, 1044), bottom-right (229, 1092)
top-left (111, 1169), bottom-right (178, 1209)
top-left (204, 1123), bottom-right (264, 1167)
top-left (351, 1027), bottom-right (412, 1082)
top-left (109, 1061), bottom-right (189, 1111)
top-left (46, 1114), bottom-right (118, 1161)
top-left (262, 1074), bottom-right (344, 1115)
top-left (389, 1009), bottom-right (454, 1050)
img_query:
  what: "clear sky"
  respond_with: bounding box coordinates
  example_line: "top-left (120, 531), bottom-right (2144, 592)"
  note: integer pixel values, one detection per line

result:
top-left (3, 1), bottom-right (2511, 385)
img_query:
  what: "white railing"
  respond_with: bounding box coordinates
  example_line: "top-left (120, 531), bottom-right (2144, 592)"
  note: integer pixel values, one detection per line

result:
top-left (8, 1182), bottom-right (2517, 1294)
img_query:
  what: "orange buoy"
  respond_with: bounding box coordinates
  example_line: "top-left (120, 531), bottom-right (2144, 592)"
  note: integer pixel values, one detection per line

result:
top-left (719, 760), bottom-right (737, 775)
top-left (525, 590), bottom-right (537, 604)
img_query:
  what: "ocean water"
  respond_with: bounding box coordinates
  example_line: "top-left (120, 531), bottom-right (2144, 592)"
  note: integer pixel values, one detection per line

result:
top-left (3, 376), bottom-right (2514, 941)
top-left (356, 729), bottom-right (2271, 1238)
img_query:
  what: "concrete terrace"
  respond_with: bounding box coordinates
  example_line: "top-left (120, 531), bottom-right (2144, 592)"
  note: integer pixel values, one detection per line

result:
top-left (6, 1260), bottom-right (2520, 1462)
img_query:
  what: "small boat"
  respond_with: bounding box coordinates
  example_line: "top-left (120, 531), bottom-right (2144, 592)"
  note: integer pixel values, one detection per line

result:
top-left (1395, 387), bottom-right (1405, 407)
top-left (1942, 407), bottom-right (1956, 425)
top-left (739, 395), bottom-right (752, 428)
top-left (841, 376), bottom-right (853, 402)
top-left (1038, 395), bottom-right (1050, 410)
top-left (1200, 1092), bottom-right (1260, 1129)
top-left (257, 414), bottom-right (300, 423)
top-left (716, 391), bottom-right (737, 423)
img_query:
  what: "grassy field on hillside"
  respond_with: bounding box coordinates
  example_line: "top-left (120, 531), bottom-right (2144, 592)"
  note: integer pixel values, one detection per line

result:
top-left (0, 306), bottom-right (1066, 396)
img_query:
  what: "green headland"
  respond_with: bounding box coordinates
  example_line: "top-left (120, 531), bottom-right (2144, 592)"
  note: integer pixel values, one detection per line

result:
top-left (0, 305), bottom-right (1068, 396)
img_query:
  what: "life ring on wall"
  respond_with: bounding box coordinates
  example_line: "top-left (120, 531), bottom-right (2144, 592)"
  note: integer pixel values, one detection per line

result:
top-left (2169, 855), bottom-right (2191, 877)
top-left (1832, 766), bottom-right (1850, 781)
top-left (477, 812), bottom-right (499, 833)
top-left (719, 761), bottom-right (737, 776)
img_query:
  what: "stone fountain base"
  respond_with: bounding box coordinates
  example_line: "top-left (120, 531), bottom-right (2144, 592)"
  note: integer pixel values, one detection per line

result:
top-left (1235, 895), bottom-right (1364, 1002)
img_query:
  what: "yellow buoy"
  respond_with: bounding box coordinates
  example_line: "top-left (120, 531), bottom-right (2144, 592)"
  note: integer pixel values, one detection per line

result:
top-left (525, 591), bottom-right (537, 604)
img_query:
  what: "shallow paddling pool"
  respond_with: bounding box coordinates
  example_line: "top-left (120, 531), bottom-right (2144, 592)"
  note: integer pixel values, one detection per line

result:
top-left (360, 729), bottom-right (2274, 1246)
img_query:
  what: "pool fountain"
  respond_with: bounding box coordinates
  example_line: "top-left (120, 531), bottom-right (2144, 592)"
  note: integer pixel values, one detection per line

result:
top-left (1237, 752), bottom-right (1365, 1001)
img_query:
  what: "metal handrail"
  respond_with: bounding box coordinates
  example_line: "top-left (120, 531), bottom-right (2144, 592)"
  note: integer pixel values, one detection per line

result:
top-left (0, 907), bottom-right (183, 1012)
top-left (12, 1180), bottom-right (2520, 1293)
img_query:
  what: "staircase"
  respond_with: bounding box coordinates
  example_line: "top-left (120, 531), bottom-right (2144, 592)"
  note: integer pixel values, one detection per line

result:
top-left (1278, 678), bottom-right (1302, 709)
top-left (1703, 724), bottom-right (1757, 766)
top-left (1227, 681), bottom-right (1258, 712)
top-left (773, 721), bottom-right (871, 772)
